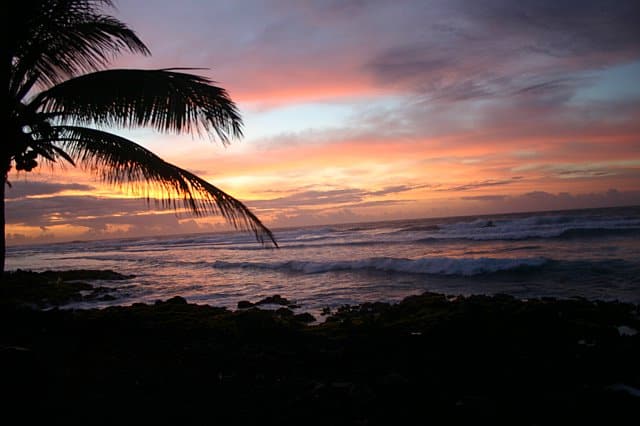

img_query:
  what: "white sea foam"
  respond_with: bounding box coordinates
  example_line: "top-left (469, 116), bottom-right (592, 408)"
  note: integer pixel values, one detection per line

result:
top-left (208, 256), bottom-right (549, 276)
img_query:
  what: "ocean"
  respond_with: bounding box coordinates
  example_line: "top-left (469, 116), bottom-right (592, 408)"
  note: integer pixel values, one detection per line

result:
top-left (7, 206), bottom-right (640, 318)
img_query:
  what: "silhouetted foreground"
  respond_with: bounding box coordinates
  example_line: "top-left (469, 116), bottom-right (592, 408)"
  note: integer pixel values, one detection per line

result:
top-left (2, 271), bottom-right (638, 425)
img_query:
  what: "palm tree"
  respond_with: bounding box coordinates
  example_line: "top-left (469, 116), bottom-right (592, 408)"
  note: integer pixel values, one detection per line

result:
top-left (3, 0), bottom-right (276, 273)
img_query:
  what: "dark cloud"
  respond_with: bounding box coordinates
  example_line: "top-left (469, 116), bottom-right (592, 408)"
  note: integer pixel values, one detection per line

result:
top-left (6, 185), bottom-right (413, 241)
top-left (365, 0), bottom-right (640, 102)
top-left (115, 0), bottom-right (638, 109)
top-left (5, 181), bottom-right (95, 199)
top-left (368, 184), bottom-right (433, 196)
top-left (248, 189), bottom-right (366, 209)
top-left (248, 184), bottom-right (429, 210)
top-left (463, 0), bottom-right (640, 56)
top-left (514, 79), bottom-right (578, 96)
top-left (316, 0), bottom-right (378, 18)
top-left (246, 179), bottom-right (529, 213)
top-left (436, 177), bottom-right (522, 192)
top-left (6, 196), bottom-right (152, 227)
top-left (329, 199), bottom-right (410, 210)
top-left (5, 183), bottom-right (420, 237)
top-left (517, 162), bottom-right (640, 181)
top-left (5, 195), bottom-right (231, 244)
top-left (555, 169), bottom-right (616, 178)
top-left (367, 47), bottom-right (453, 86)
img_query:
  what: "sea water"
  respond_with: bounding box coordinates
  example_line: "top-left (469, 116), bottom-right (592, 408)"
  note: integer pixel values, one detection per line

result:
top-left (7, 206), bottom-right (640, 317)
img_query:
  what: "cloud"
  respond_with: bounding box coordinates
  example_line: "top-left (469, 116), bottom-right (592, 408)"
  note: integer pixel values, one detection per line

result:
top-left (364, 0), bottom-right (640, 105)
top-left (368, 184), bottom-right (433, 196)
top-left (111, 0), bottom-right (640, 161)
top-left (329, 199), bottom-right (410, 210)
top-left (113, 0), bottom-right (638, 108)
top-left (436, 177), bottom-right (522, 192)
top-left (5, 185), bottom-right (409, 241)
top-left (248, 189), bottom-right (367, 209)
top-left (247, 184), bottom-right (429, 210)
top-left (5, 194), bottom-right (232, 244)
top-left (514, 161), bottom-right (640, 181)
top-left (461, 195), bottom-right (508, 202)
top-left (555, 169), bottom-right (616, 179)
top-left (463, 0), bottom-right (640, 56)
top-left (6, 196), bottom-right (152, 227)
top-left (5, 181), bottom-right (95, 199)
top-left (269, 208), bottom-right (364, 229)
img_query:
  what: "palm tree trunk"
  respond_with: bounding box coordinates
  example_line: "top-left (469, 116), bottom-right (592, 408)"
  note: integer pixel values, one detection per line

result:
top-left (0, 160), bottom-right (9, 276)
top-left (1, 177), bottom-right (5, 275)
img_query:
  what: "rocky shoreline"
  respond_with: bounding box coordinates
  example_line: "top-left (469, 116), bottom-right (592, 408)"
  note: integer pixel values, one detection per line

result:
top-left (2, 270), bottom-right (639, 424)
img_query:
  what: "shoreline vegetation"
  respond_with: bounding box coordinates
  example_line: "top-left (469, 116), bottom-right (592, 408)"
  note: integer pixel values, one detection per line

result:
top-left (2, 270), bottom-right (639, 424)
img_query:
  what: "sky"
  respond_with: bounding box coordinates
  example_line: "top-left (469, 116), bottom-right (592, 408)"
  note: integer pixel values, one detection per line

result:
top-left (7, 0), bottom-right (640, 245)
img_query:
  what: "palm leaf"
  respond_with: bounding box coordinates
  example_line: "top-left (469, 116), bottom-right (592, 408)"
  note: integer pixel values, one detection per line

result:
top-left (47, 125), bottom-right (276, 246)
top-left (10, 1), bottom-right (148, 95)
top-left (31, 69), bottom-right (243, 143)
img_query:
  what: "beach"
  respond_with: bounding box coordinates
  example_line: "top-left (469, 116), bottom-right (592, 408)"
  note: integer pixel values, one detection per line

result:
top-left (2, 272), bottom-right (639, 425)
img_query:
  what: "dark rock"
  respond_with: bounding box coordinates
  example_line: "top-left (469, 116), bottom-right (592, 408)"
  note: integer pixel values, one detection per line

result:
top-left (276, 307), bottom-right (294, 317)
top-left (3, 272), bottom-right (640, 425)
top-left (294, 313), bottom-right (316, 323)
top-left (378, 372), bottom-right (409, 386)
top-left (237, 300), bottom-right (255, 309)
top-left (0, 269), bottom-right (134, 308)
top-left (256, 295), bottom-right (292, 306)
top-left (83, 286), bottom-right (118, 301)
top-left (165, 296), bottom-right (187, 305)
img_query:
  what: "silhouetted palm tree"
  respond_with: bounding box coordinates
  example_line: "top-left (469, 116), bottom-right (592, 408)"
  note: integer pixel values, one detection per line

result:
top-left (3, 0), bottom-right (277, 273)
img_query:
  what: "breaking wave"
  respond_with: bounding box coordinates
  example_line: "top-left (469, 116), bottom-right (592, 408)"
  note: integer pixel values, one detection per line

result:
top-left (205, 256), bottom-right (549, 276)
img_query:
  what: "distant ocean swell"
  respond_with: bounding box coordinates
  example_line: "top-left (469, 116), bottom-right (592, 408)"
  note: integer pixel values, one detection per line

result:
top-left (38, 226), bottom-right (640, 257)
top-left (177, 222), bottom-right (640, 247)
top-left (409, 227), bottom-right (639, 243)
top-left (35, 217), bottom-right (639, 255)
top-left (115, 225), bottom-right (640, 252)
top-left (224, 226), bottom-right (640, 249)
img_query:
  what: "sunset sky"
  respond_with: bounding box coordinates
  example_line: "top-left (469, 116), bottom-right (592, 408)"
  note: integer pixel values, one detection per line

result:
top-left (7, 0), bottom-right (640, 245)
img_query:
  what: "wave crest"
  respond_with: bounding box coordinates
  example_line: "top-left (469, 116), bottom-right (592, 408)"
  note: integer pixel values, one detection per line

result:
top-left (208, 256), bottom-right (549, 276)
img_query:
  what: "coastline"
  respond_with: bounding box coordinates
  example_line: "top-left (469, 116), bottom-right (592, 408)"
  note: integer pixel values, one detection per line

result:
top-left (2, 270), bottom-right (639, 424)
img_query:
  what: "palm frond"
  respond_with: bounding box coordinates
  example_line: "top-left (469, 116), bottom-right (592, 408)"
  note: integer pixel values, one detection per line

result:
top-left (10, 0), bottom-right (149, 96)
top-left (29, 141), bottom-right (77, 167)
top-left (31, 69), bottom-right (243, 144)
top-left (46, 125), bottom-right (276, 246)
